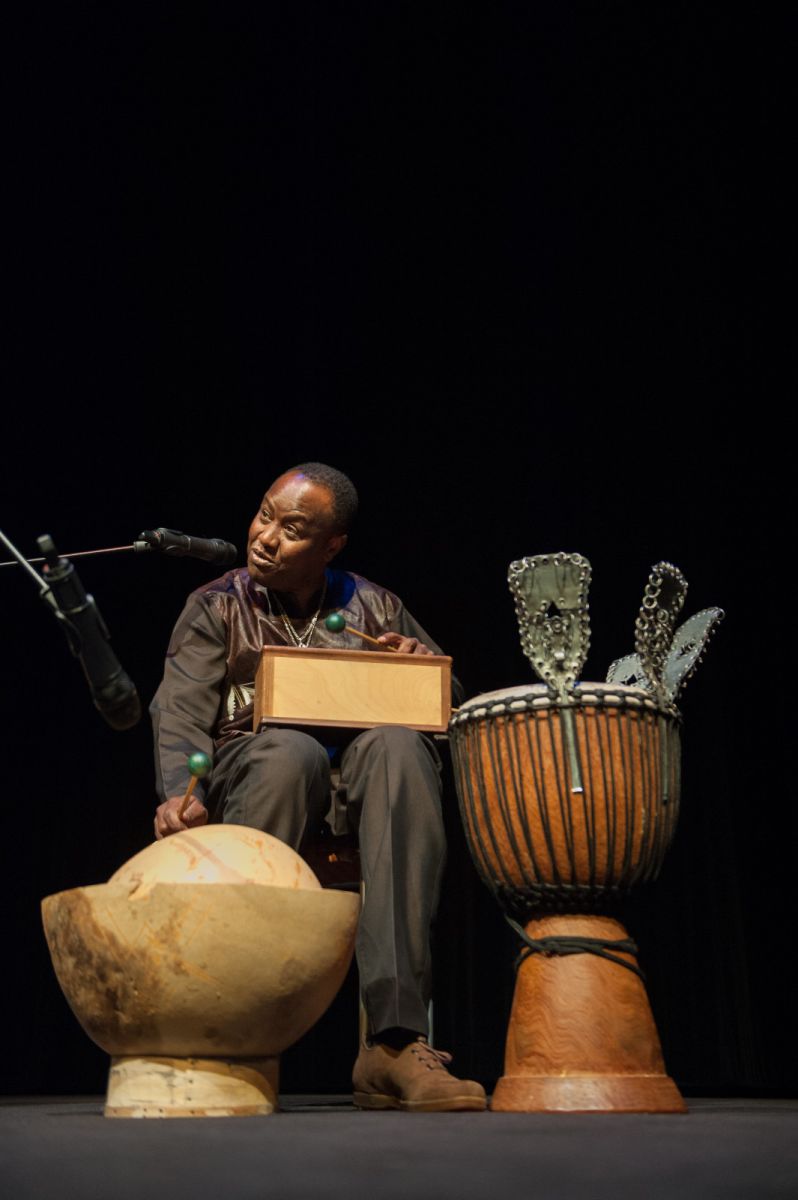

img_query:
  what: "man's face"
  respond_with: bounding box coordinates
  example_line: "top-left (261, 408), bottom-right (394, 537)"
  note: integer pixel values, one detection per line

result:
top-left (247, 472), bottom-right (346, 593)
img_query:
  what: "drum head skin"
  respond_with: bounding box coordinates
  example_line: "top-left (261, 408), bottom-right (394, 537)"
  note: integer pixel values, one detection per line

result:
top-left (452, 681), bottom-right (664, 723)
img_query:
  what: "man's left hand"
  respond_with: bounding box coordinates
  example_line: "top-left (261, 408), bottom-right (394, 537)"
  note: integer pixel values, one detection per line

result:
top-left (377, 632), bottom-right (434, 655)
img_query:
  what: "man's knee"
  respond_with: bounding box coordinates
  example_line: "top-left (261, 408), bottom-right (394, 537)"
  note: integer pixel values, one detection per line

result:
top-left (217, 728), bottom-right (330, 841)
top-left (345, 726), bottom-right (443, 825)
top-left (352, 725), bottom-right (437, 765)
top-left (245, 727), bottom-right (330, 783)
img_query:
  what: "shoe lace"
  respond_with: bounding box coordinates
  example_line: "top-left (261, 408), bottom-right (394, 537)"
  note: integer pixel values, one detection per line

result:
top-left (409, 1038), bottom-right (453, 1071)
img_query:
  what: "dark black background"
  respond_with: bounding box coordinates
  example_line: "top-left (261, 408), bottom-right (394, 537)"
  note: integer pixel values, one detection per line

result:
top-left (1, 5), bottom-right (791, 1096)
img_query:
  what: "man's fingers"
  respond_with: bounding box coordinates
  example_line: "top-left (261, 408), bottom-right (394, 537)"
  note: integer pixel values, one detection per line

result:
top-left (182, 799), bottom-right (209, 827)
top-left (154, 813), bottom-right (181, 840)
top-left (378, 633), bottom-right (416, 650)
top-left (154, 795), bottom-right (207, 841)
top-left (163, 806), bottom-right (187, 833)
top-left (377, 633), bottom-right (433, 656)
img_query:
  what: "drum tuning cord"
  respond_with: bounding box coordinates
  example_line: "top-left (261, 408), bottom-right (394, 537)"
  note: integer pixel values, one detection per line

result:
top-left (505, 917), bottom-right (645, 981)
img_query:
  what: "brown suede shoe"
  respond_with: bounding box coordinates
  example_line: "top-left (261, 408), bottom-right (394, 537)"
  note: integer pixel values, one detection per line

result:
top-left (352, 1037), bottom-right (487, 1112)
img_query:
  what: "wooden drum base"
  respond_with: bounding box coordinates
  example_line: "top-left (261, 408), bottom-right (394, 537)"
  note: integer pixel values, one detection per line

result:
top-left (105, 1055), bottom-right (280, 1118)
top-left (492, 915), bottom-right (686, 1114)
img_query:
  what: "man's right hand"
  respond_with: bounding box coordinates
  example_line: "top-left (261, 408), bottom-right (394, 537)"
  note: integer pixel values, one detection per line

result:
top-left (154, 795), bottom-right (209, 840)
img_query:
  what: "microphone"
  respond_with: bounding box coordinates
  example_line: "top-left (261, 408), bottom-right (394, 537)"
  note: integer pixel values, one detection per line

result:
top-left (38, 536), bottom-right (141, 731)
top-left (135, 528), bottom-right (238, 566)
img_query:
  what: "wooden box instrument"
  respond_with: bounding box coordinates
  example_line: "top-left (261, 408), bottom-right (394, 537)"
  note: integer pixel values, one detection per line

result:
top-left (253, 646), bottom-right (452, 733)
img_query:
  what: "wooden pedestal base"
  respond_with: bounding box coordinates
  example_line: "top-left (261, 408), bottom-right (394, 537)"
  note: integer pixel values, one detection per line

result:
top-left (491, 914), bottom-right (686, 1114)
top-left (492, 1072), bottom-right (685, 1113)
top-left (105, 1055), bottom-right (280, 1118)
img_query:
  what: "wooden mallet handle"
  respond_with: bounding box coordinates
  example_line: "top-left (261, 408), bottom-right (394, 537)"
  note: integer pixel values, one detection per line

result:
top-left (345, 626), bottom-right (398, 651)
top-left (325, 612), bottom-right (398, 651)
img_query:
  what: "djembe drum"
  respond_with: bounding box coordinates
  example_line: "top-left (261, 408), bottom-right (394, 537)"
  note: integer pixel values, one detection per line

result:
top-left (449, 553), bottom-right (722, 1113)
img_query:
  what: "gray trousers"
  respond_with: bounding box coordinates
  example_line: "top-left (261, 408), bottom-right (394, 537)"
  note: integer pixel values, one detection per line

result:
top-left (206, 726), bottom-right (446, 1038)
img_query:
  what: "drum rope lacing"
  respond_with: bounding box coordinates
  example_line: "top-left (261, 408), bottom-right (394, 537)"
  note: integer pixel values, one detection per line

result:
top-left (449, 684), bottom-right (680, 724)
top-left (505, 916), bottom-right (645, 980)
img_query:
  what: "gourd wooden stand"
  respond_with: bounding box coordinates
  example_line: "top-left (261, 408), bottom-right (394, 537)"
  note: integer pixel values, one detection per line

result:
top-left (42, 826), bottom-right (360, 1117)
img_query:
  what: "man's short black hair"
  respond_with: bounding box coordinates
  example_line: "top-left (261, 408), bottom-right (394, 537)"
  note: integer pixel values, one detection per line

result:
top-left (288, 462), bottom-right (359, 533)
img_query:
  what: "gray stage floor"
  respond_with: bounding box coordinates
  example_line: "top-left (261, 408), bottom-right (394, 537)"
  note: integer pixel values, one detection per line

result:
top-left (2, 1096), bottom-right (797, 1200)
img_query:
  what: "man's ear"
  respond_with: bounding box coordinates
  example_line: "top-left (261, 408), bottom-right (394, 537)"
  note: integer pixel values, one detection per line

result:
top-left (325, 532), bottom-right (347, 562)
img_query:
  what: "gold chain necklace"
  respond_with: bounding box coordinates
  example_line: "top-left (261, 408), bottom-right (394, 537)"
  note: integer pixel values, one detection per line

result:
top-left (269, 578), bottom-right (327, 648)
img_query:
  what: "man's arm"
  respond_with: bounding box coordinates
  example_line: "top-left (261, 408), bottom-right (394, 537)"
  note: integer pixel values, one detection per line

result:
top-left (150, 594), bottom-right (227, 837)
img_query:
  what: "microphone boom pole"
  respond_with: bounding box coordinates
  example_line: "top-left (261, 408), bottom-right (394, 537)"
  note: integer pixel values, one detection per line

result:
top-left (0, 528), bottom-right (238, 569)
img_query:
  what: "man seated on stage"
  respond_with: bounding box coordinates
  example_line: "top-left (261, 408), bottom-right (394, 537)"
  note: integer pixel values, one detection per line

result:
top-left (151, 462), bottom-right (486, 1112)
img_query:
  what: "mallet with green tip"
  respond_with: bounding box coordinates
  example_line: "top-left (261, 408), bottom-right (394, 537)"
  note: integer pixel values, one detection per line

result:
top-left (324, 611), bottom-right (398, 650)
top-left (176, 751), bottom-right (212, 822)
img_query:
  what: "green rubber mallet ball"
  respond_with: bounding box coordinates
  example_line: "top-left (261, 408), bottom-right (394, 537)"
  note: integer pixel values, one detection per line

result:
top-left (187, 751), bottom-right (212, 779)
top-left (325, 612), bottom-right (346, 633)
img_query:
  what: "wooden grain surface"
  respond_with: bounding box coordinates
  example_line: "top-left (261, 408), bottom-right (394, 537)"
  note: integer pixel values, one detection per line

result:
top-left (492, 914), bottom-right (686, 1113)
top-left (254, 645), bottom-right (452, 732)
